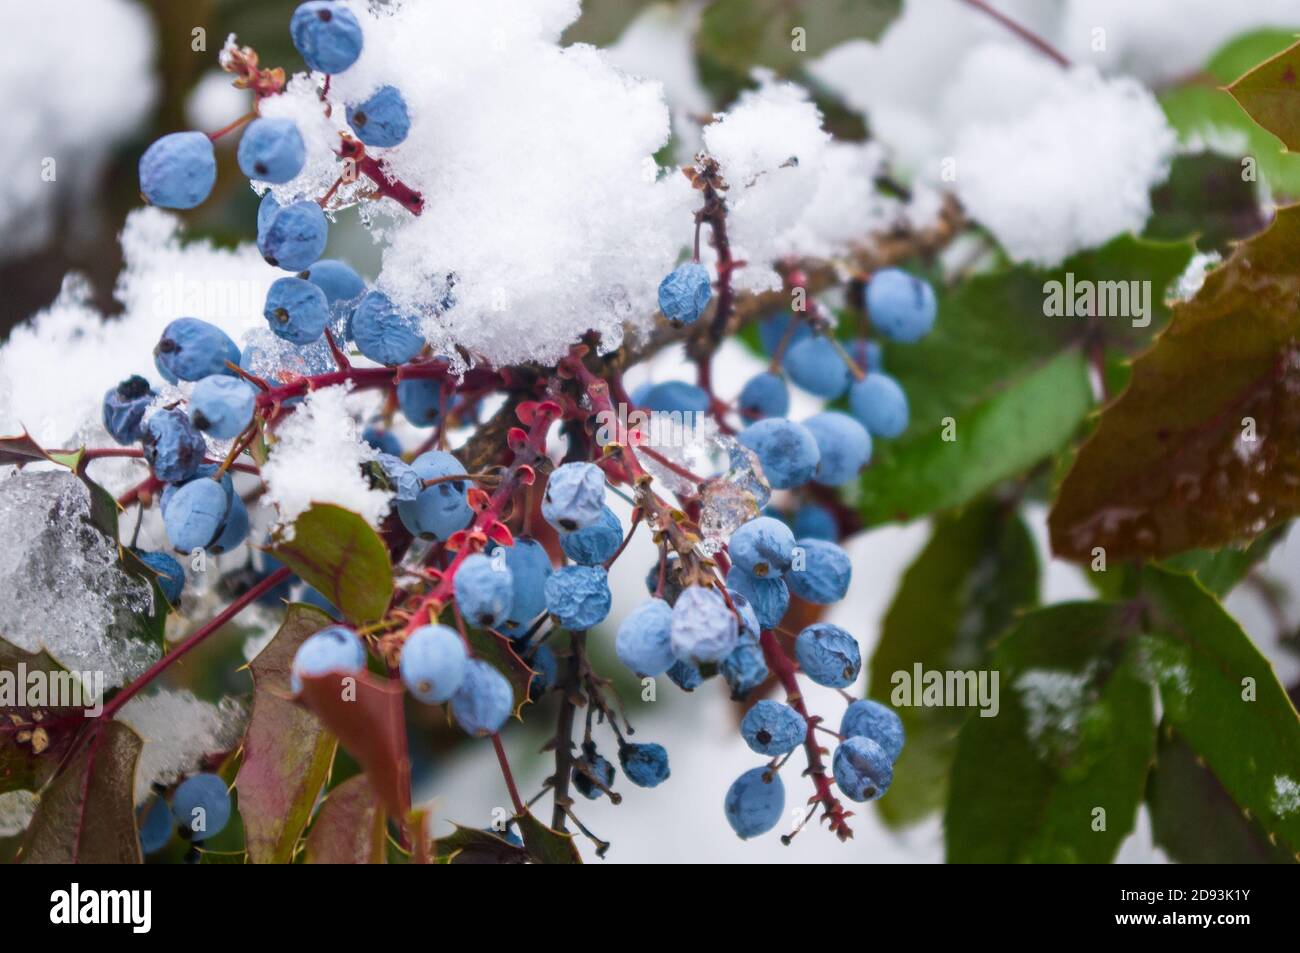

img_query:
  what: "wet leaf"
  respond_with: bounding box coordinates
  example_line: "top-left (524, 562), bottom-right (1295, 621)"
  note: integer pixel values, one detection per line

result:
top-left (271, 504), bottom-right (394, 624)
top-left (304, 775), bottom-right (385, 864)
top-left (516, 810), bottom-right (582, 865)
top-left (1227, 37), bottom-right (1300, 152)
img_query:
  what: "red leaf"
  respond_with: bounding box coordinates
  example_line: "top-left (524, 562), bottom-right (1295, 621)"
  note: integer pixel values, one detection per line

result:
top-left (507, 427), bottom-right (529, 451)
top-left (304, 774), bottom-right (386, 864)
top-left (467, 486), bottom-right (493, 511)
top-left (516, 464), bottom-right (537, 486)
top-left (487, 521), bottom-right (514, 547)
top-left (515, 401), bottom-right (540, 426)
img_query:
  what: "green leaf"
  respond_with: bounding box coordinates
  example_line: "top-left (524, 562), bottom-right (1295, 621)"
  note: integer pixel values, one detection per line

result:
top-left (1158, 523), bottom-right (1287, 597)
top-left (1227, 37), bottom-right (1300, 152)
top-left (516, 810), bottom-right (582, 865)
top-left (869, 501), bottom-right (1038, 827)
top-left (945, 603), bottom-right (1156, 863)
top-left (271, 504), bottom-right (394, 624)
top-left (304, 775), bottom-right (386, 864)
top-left (1049, 205), bottom-right (1300, 562)
top-left (1145, 153), bottom-right (1267, 252)
top-left (435, 824), bottom-right (529, 864)
top-left (0, 639), bottom-right (95, 797)
top-left (235, 604), bottom-right (338, 864)
top-left (1138, 567), bottom-right (1300, 856)
top-left (20, 722), bottom-right (143, 864)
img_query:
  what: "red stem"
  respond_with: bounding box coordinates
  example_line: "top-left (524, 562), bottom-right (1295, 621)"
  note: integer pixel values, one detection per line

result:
top-left (959, 0), bottom-right (1071, 68)
top-left (492, 733), bottom-right (526, 814)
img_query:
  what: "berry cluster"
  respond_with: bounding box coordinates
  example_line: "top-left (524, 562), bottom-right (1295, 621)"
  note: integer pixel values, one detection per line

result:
top-left (138, 772), bottom-right (232, 861)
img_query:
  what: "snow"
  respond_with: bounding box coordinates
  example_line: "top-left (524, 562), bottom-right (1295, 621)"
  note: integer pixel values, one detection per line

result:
top-left (115, 689), bottom-right (247, 804)
top-left (1271, 775), bottom-right (1300, 819)
top-left (185, 69), bottom-right (253, 134)
top-left (0, 790), bottom-right (38, 837)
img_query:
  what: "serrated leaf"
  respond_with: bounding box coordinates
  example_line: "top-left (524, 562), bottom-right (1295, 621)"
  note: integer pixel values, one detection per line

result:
top-left (945, 603), bottom-right (1156, 863)
top-left (0, 639), bottom-right (93, 797)
top-left (1227, 37), bottom-right (1300, 152)
top-left (435, 824), bottom-right (529, 864)
top-left (271, 504), bottom-right (393, 624)
top-left (465, 628), bottom-right (534, 718)
top-left (1145, 153), bottom-right (1267, 252)
top-left (235, 604), bottom-right (338, 864)
top-left (869, 502), bottom-right (1038, 827)
top-left (304, 774), bottom-right (386, 864)
top-left (516, 810), bottom-right (582, 864)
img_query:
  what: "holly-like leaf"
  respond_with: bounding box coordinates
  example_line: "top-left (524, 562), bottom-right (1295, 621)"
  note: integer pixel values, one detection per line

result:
top-left (304, 774), bottom-right (386, 864)
top-left (1145, 152), bottom-right (1267, 253)
top-left (1050, 205), bottom-right (1300, 562)
top-left (516, 810), bottom-right (582, 865)
top-left (1227, 38), bottom-right (1300, 152)
top-left (945, 603), bottom-right (1156, 863)
top-left (235, 604), bottom-right (338, 864)
top-left (869, 502), bottom-right (1039, 827)
top-left (19, 722), bottom-right (143, 864)
top-left (465, 628), bottom-right (534, 718)
top-left (271, 504), bottom-right (394, 624)
top-left (0, 639), bottom-right (93, 797)
top-left (435, 824), bottom-right (529, 865)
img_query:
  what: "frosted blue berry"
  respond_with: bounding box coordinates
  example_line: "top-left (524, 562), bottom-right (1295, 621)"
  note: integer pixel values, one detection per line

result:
top-left (867, 268), bottom-right (936, 342)
top-left (138, 796), bottom-right (173, 854)
top-left (728, 515), bottom-right (795, 578)
top-left (667, 659), bottom-right (702, 691)
top-left (573, 751), bottom-right (615, 799)
top-left (264, 276), bottom-right (331, 344)
top-left (657, 262), bottom-right (712, 325)
top-left (737, 418), bottom-right (819, 489)
top-left (139, 131), bottom-right (216, 209)
top-left (400, 624), bottom-right (468, 703)
top-left (729, 567), bottom-right (789, 629)
top-left (257, 191), bottom-right (281, 234)
top-left (737, 371), bottom-right (789, 424)
top-left (238, 118), bottom-right (306, 184)
top-left (849, 373), bottom-right (909, 438)
top-left (347, 85), bottom-right (411, 147)
top-left (159, 463), bottom-right (233, 514)
top-left (803, 411), bottom-right (871, 486)
top-left (541, 462), bottom-right (606, 532)
top-left (728, 589), bottom-right (761, 639)
top-left (291, 1), bottom-right (364, 74)
top-left (792, 503), bottom-right (837, 541)
top-left (560, 505), bottom-right (622, 566)
top-left (208, 494), bottom-right (250, 554)
top-left (620, 742), bottom-right (670, 788)
top-left (396, 450), bottom-right (472, 540)
top-left (363, 425), bottom-right (402, 456)
top-left (758, 312), bottom-right (810, 356)
top-left (450, 659), bottom-right (513, 736)
top-left (172, 773), bottom-right (231, 838)
top-left (301, 259), bottom-right (366, 325)
top-left (786, 538), bottom-right (852, 604)
top-left (795, 623), bottom-right (860, 688)
top-left (396, 377), bottom-right (442, 427)
top-left (376, 453), bottom-right (421, 502)
top-left (720, 632), bottom-right (768, 700)
top-left (544, 565), bottom-right (611, 630)
top-left (291, 624), bottom-right (366, 694)
top-left (453, 553), bottom-right (513, 629)
top-left (841, 699), bottom-right (905, 762)
top-left (784, 335), bottom-right (850, 398)
top-left (724, 767), bottom-right (784, 839)
top-left (833, 735), bottom-right (893, 802)
top-left (133, 549), bottom-right (185, 605)
top-left (189, 375), bottom-right (256, 439)
top-left (155, 317), bottom-right (240, 383)
top-left (495, 537), bottom-right (552, 636)
top-left (615, 597), bottom-right (675, 676)
top-left (258, 200), bottom-right (329, 272)
top-left (741, 699), bottom-right (806, 756)
top-left (644, 552), bottom-right (686, 604)
top-left (142, 409), bottom-right (208, 483)
top-left (638, 380), bottom-right (709, 414)
top-left (102, 375), bottom-right (156, 445)
top-left (350, 290), bottom-right (424, 365)
top-left (670, 585), bottom-right (738, 664)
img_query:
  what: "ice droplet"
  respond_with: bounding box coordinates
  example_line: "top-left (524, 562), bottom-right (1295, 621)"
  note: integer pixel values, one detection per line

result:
top-left (698, 439), bottom-right (771, 554)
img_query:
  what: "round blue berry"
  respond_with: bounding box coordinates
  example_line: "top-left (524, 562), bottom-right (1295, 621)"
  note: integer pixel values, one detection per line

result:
top-left (867, 268), bottom-right (936, 342)
top-left (102, 375), bottom-right (156, 445)
top-left (833, 735), bottom-right (893, 802)
top-left (139, 131), bottom-right (216, 209)
top-left (728, 568), bottom-right (789, 629)
top-left (667, 659), bottom-right (702, 691)
top-left (670, 585), bottom-right (738, 664)
top-left (238, 118), bottom-right (306, 184)
top-left (396, 377), bottom-right (442, 427)
top-left (350, 290), bottom-right (425, 365)
top-left (155, 318), bottom-right (241, 383)
top-left (258, 201), bottom-right (329, 272)
top-left (851, 337), bottom-right (885, 372)
top-left (138, 796), bottom-right (173, 853)
top-left (264, 276), bottom-right (331, 344)
top-left (454, 553), bottom-right (514, 629)
top-left (737, 371), bottom-right (789, 424)
top-left (291, 624), bottom-right (366, 694)
top-left (657, 262), bottom-right (712, 325)
top-left (784, 335), bottom-right (850, 398)
top-left (189, 375), bottom-right (256, 439)
top-left (728, 515), bottom-right (795, 578)
top-left (560, 505), bottom-right (622, 566)
top-left (758, 312), bottom-right (810, 356)
top-left (803, 411), bottom-right (871, 486)
top-left (639, 380), bottom-right (710, 415)
top-left (741, 699), bottom-right (806, 756)
top-left (792, 503), bottom-right (837, 541)
top-left (450, 659), bottom-right (513, 736)
top-left (363, 425), bottom-right (402, 456)
top-left (290, 1), bottom-right (364, 74)
top-left (795, 623), bottom-right (861, 688)
top-left (541, 462), bottom-right (606, 532)
top-left (786, 538), bottom-right (852, 605)
top-left (132, 549), bottom-right (185, 606)
top-left (849, 373), bottom-right (909, 438)
top-left (299, 586), bottom-right (341, 619)
top-left (737, 418), bottom-right (819, 489)
top-left (527, 643), bottom-right (558, 699)
top-left (544, 565), bottom-right (611, 630)
top-left (142, 409), bottom-right (208, 483)
top-left (728, 589), bottom-right (761, 640)
top-left (396, 450), bottom-right (472, 540)
top-left (615, 597), bottom-right (675, 677)
top-left (159, 463), bottom-right (234, 513)
top-left (574, 751), bottom-right (616, 800)
top-left (620, 742), bottom-right (670, 788)
top-left (375, 453), bottom-right (421, 503)
top-left (301, 259), bottom-right (366, 325)
top-left (720, 633), bottom-right (768, 700)
top-left (347, 85), bottom-right (411, 147)
top-left (495, 537), bottom-right (552, 635)
top-left (172, 773), bottom-right (231, 837)
top-left (257, 191), bottom-right (281, 234)
top-left (208, 494), bottom-right (250, 554)
top-left (724, 767), bottom-right (784, 840)
top-left (841, 699), bottom-right (905, 762)
top-left (400, 624), bottom-right (468, 703)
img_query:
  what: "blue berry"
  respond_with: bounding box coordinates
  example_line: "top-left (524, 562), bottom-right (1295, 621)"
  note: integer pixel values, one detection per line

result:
top-left (138, 796), bottom-right (173, 854)
top-left (724, 767), bottom-right (784, 839)
top-left (784, 335), bottom-right (850, 398)
top-left (254, 551), bottom-right (295, 607)
top-left (803, 411), bottom-right (871, 486)
top-left (258, 200), bottom-right (329, 272)
top-left (721, 632), bottom-right (768, 700)
top-left (728, 568), bottom-right (789, 629)
top-left (833, 736), bottom-right (893, 802)
top-left (257, 191), bottom-right (281, 234)
top-left (795, 623), bottom-right (860, 688)
top-left (792, 503), bottom-right (837, 541)
top-left (396, 378), bottom-right (442, 427)
top-left (786, 538), bottom-right (852, 604)
top-left (209, 495), bottom-right (250, 554)
top-left (172, 773), bottom-right (231, 837)
top-left (574, 751), bottom-right (616, 799)
top-left (102, 375), bottom-right (156, 445)
top-left (299, 586), bottom-right (341, 619)
top-left (396, 450), bottom-right (472, 540)
top-left (758, 312), bottom-right (810, 356)
top-left (454, 553), bottom-right (513, 629)
top-left (644, 552), bottom-right (685, 604)
top-left (615, 597), bottom-right (675, 676)
top-left (657, 262), bottom-right (712, 325)
top-left (376, 453), bottom-right (421, 502)
top-left (132, 549), bottom-right (185, 605)
top-left (541, 462), bottom-right (607, 532)
top-left (155, 318), bottom-right (240, 383)
top-left (620, 742), bottom-right (670, 788)
top-left (291, 624), bottom-right (366, 694)
top-left (350, 290), bottom-right (425, 365)
top-left (495, 537), bottom-right (552, 635)
top-left (301, 259), bottom-right (366, 325)
top-left (159, 463), bottom-right (234, 513)
top-left (527, 643), bottom-right (558, 699)
top-left (670, 585), bottom-right (738, 664)
top-left (142, 409), bottom-right (208, 483)
top-left (728, 589), bottom-right (761, 639)
top-left (264, 276), bottom-right (331, 344)
top-left (666, 659), bottom-right (703, 691)
top-left (139, 131), bottom-right (216, 209)
top-left (290, 1), bottom-right (364, 74)
top-left (450, 659), bottom-right (513, 736)
top-left (638, 380), bottom-right (710, 414)
top-left (741, 699), bottom-right (806, 756)
top-left (363, 425), bottom-right (402, 456)
top-left (867, 268), bottom-right (936, 342)
top-left (851, 338), bottom-right (885, 372)
top-left (737, 371), bottom-right (789, 424)
top-left (560, 505), bottom-right (623, 566)
top-left (189, 375), bottom-right (256, 439)
top-left (347, 85), bottom-right (411, 147)
top-left (737, 418), bottom-right (819, 489)
top-left (400, 624), bottom-right (468, 703)
top-left (841, 699), bottom-right (905, 762)
top-left (238, 118), bottom-right (306, 183)
top-left (544, 565), bottom-right (611, 630)
top-left (728, 515), bottom-right (795, 578)
top-left (848, 373), bottom-right (909, 438)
